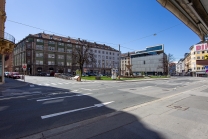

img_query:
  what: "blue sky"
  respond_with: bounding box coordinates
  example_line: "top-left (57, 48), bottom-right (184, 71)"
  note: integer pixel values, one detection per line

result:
top-left (5, 0), bottom-right (200, 61)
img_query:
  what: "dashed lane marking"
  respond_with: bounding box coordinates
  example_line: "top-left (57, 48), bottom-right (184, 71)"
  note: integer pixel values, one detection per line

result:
top-left (37, 93), bottom-right (92, 102)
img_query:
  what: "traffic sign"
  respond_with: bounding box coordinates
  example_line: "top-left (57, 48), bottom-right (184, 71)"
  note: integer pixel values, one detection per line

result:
top-left (22, 64), bottom-right (27, 71)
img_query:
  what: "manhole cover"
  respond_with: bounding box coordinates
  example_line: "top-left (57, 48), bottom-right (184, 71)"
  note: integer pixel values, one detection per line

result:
top-left (167, 105), bottom-right (189, 111)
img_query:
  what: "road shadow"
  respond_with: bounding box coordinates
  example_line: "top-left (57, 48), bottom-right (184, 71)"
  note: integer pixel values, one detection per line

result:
top-left (0, 77), bottom-right (165, 139)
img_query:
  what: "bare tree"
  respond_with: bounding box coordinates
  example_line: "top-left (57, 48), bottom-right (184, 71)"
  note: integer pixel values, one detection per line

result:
top-left (158, 53), bottom-right (175, 75)
top-left (72, 42), bottom-right (96, 79)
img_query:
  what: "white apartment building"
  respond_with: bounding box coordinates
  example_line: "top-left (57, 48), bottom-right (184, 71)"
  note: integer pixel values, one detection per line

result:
top-left (83, 45), bottom-right (120, 75)
top-left (176, 59), bottom-right (185, 75)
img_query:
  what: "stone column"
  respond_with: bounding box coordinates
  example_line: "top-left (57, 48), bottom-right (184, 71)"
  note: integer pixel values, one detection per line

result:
top-left (2, 54), bottom-right (4, 83)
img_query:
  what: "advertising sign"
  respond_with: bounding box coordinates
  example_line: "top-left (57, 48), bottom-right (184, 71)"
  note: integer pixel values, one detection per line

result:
top-left (194, 43), bottom-right (208, 51)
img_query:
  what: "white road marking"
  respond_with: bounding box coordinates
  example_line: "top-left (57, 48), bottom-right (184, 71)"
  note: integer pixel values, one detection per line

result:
top-left (28, 96), bottom-right (50, 100)
top-left (41, 101), bottom-right (114, 119)
top-left (51, 83), bottom-right (57, 85)
top-left (64, 83), bottom-right (69, 84)
top-left (38, 84), bottom-right (42, 86)
top-left (58, 83), bottom-right (63, 84)
top-left (81, 88), bottom-right (92, 91)
top-left (37, 93), bottom-right (91, 102)
top-left (45, 84), bottom-right (50, 86)
top-left (141, 86), bottom-right (152, 89)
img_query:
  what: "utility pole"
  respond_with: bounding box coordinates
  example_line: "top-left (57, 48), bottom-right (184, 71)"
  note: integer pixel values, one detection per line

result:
top-left (118, 44), bottom-right (121, 80)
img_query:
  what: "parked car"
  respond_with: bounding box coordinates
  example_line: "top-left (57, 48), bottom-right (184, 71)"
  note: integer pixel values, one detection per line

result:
top-left (54, 73), bottom-right (61, 77)
top-left (4, 72), bottom-right (9, 78)
top-left (82, 73), bottom-right (89, 77)
top-left (10, 72), bottom-right (21, 79)
top-left (37, 72), bottom-right (47, 76)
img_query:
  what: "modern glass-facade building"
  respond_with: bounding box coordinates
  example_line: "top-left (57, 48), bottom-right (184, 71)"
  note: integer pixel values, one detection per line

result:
top-left (131, 44), bottom-right (167, 75)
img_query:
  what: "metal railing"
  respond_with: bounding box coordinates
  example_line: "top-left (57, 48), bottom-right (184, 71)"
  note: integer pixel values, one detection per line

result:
top-left (0, 30), bottom-right (15, 43)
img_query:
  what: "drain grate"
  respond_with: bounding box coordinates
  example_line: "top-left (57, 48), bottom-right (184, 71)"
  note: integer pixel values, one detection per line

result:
top-left (167, 105), bottom-right (189, 111)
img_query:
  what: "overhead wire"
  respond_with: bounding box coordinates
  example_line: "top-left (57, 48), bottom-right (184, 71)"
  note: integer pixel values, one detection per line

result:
top-left (8, 19), bottom-right (181, 51)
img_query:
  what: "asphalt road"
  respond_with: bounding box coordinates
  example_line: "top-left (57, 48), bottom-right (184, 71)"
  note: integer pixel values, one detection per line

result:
top-left (0, 76), bottom-right (205, 139)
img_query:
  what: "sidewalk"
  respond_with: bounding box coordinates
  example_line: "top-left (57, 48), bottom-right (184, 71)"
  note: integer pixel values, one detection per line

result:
top-left (21, 83), bottom-right (208, 139)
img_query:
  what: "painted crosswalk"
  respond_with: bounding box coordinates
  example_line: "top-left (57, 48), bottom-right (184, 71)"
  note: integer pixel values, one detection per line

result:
top-left (36, 81), bottom-right (106, 86)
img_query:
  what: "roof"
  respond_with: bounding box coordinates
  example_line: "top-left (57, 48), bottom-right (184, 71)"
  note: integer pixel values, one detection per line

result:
top-left (157, 0), bottom-right (208, 41)
top-left (18, 32), bottom-right (119, 52)
top-left (121, 52), bottom-right (135, 57)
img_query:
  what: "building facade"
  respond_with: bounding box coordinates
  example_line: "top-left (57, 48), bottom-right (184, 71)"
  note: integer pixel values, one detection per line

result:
top-left (120, 52), bottom-right (134, 76)
top-left (83, 45), bottom-right (119, 75)
top-left (0, 0), bottom-right (15, 83)
top-left (131, 44), bottom-right (167, 76)
top-left (13, 33), bottom-right (119, 75)
top-left (184, 53), bottom-right (191, 75)
top-left (169, 63), bottom-right (176, 75)
top-left (176, 59), bottom-right (184, 75)
top-left (192, 42), bottom-right (208, 77)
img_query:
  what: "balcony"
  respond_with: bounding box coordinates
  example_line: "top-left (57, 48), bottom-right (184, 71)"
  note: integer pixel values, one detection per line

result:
top-left (0, 31), bottom-right (15, 54)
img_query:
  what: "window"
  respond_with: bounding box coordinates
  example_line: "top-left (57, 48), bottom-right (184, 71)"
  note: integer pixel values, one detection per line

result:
top-left (202, 56), bottom-right (204, 59)
top-left (144, 61), bottom-right (145, 64)
top-left (48, 41), bottom-right (55, 44)
top-left (36, 45), bottom-right (43, 50)
top-left (67, 49), bottom-right (72, 53)
top-left (48, 46), bottom-right (55, 51)
top-left (197, 67), bottom-right (200, 70)
top-left (60, 38), bottom-right (62, 41)
top-left (113, 53), bottom-right (114, 55)
top-left (27, 51), bottom-right (31, 56)
top-left (102, 51), bottom-right (104, 54)
top-left (102, 56), bottom-right (105, 59)
top-left (36, 53), bottom-right (43, 57)
top-left (110, 52), bottom-right (111, 55)
top-left (48, 54), bottom-right (55, 58)
top-left (94, 55), bottom-right (97, 58)
top-left (58, 48), bottom-right (64, 52)
top-left (37, 39), bottom-right (43, 42)
top-left (117, 54), bottom-right (119, 56)
top-left (27, 44), bottom-right (31, 48)
top-left (202, 51), bottom-right (204, 54)
top-left (98, 55), bottom-right (101, 59)
top-left (67, 39), bottom-right (70, 42)
top-left (202, 67), bottom-right (205, 70)
top-left (106, 52), bottom-right (108, 54)
top-left (197, 51), bottom-right (200, 54)
top-left (27, 60), bottom-right (30, 64)
top-left (67, 55), bottom-right (72, 60)
top-left (109, 57), bottom-right (111, 60)
top-left (106, 56), bottom-right (108, 59)
top-left (94, 50), bottom-right (97, 53)
top-left (67, 62), bottom-right (71, 66)
top-left (36, 60), bottom-right (43, 65)
top-left (98, 50), bottom-right (100, 53)
top-left (48, 61), bottom-right (55, 65)
top-left (67, 44), bottom-right (72, 47)
top-left (50, 36), bottom-right (53, 39)
top-left (58, 42), bottom-right (64, 46)
top-left (197, 56), bottom-right (200, 59)
top-left (58, 62), bottom-right (64, 66)
top-left (113, 57), bottom-right (114, 60)
top-left (58, 55), bottom-right (64, 59)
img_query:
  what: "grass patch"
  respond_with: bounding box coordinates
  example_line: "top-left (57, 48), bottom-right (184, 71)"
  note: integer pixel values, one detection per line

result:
top-left (81, 76), bottom-right (113, 80)
top-left (149, 76), bottom-right (168, 78)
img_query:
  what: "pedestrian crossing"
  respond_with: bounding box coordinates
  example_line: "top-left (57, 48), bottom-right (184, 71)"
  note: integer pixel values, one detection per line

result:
top-left (37, 81), bottom-right (102, 86)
